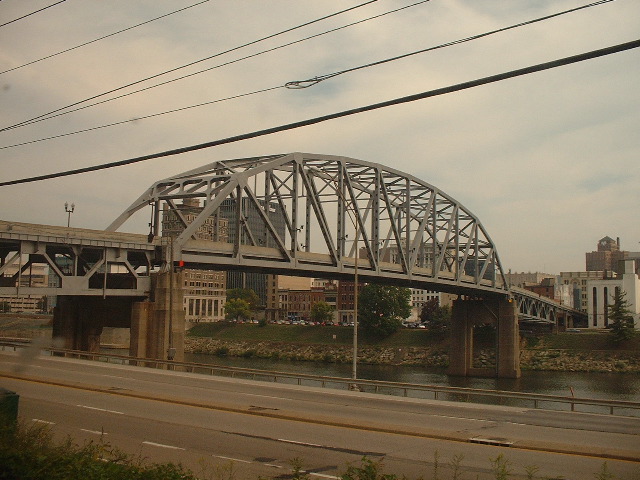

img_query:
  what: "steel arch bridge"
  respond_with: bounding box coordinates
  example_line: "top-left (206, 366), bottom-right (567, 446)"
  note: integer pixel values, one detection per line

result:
top-left (108, 152), bottom-right (509, 297)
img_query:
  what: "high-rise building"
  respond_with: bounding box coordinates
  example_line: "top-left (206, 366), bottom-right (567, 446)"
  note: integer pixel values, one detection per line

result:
top-left (586, 236), bottom-right (626, 273)
top-left (162, 199), bottom-right (228, 324)
top-left (218, 198), bottom-right (286, 319)
top-left (586, 260), bottom-right (639, 329)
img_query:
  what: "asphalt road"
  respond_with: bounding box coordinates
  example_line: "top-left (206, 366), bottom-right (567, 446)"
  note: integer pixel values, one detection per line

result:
top-left (1, 350), bottom-right (639, 479)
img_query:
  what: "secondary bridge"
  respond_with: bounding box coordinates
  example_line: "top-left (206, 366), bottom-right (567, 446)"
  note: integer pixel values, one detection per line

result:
top-left (0, 153), bottom-right (584, 377)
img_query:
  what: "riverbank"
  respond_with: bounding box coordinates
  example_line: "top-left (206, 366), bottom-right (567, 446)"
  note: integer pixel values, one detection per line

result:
top-left (1, 316), bottom-right (638, 373)
top-left (185, 337), bottom-right (640, 373)
top-left (186, 323), bottom-right (640, 373)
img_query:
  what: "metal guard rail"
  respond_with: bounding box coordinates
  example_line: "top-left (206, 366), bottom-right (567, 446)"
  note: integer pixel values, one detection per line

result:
top-left (2, 342), bottom-right (639, 417)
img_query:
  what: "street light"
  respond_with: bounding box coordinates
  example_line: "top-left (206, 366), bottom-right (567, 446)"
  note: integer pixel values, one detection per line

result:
top-left (307, 166), bottom-right (360, 387)
top-left (64, 202), bottom-right (75, 227)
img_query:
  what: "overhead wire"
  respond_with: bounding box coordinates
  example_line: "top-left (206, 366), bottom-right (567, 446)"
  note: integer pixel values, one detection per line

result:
top-left (1, 38), bottom-right (637, 187)
top-left (285, 0), bottom-right (615, 88)
top-left (0, 0), bottom-right (66, 28)
top-left (0, 85), bottom-right (285, 150)
top-left (0, 0), bottom-right (211, 75)
top-left (1, 0), bottom-right (429, 133)
top-left (0, 0), bottom-right (617, 151)
top-left (0, 0), bottom-right (380, 132)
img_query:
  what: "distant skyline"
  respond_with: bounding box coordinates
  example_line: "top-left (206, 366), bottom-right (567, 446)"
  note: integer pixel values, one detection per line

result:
top-left (0, 1), bottom-right (638, 275)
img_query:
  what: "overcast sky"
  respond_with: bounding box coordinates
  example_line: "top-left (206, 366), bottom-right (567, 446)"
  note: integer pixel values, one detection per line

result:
top-left (0, 0), bottom-right (638, 275)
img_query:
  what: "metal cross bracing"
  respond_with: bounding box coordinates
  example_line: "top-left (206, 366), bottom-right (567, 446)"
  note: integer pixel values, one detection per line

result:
top-left (0, 220), bottom-right (153, 297)
top-left (108, 152), bottom-right (510, 297)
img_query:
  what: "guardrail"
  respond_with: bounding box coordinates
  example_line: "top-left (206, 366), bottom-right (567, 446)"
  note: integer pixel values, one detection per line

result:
top-left (2, 341), bottom-right (639, 417)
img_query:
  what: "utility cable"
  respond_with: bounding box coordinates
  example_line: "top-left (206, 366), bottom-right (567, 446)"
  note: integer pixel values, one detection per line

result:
top-left (0, 0), bottom-right (615, 150)
top-left (286, 0), bottom-right (614, 88)
top-left (0, 85), bottom-right (284, 150)
top-left (3, 0), bottom-right (429, 132)
top-left (0, 38), bottom-right (637, 187)
top-left (0, 0), bottom-right (66, 28)
top-left (0, 0), bottom-right (210, 75)
top-left (0, 0), bottom-right (379, 132)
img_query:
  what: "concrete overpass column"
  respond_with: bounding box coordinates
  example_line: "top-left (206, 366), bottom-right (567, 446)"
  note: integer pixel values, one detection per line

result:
top-left (496, 298), bottom-right (521, 379)
top-left (52, 296), bottom-right (78, 350)
top-left (52, 296), bottom-right (104, 352)
top-left (129, 271), bottom-right (185, 363)
top-left (447, 299), bottom-right (474, 376)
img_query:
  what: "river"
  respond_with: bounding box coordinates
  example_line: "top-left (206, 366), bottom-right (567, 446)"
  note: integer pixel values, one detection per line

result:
top-left (185, 352), bottom-right (640, 403)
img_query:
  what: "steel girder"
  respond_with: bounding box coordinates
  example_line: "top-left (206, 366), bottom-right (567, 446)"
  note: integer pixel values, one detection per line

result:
top-left (0, 220), bottom-right (153, 297)
top-left (108, 153), bottom-right (509, 296)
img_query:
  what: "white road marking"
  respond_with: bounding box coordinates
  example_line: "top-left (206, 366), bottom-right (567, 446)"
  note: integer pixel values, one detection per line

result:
top-left (142, 441), bottom-right (185, 450)
top-left (432, 414), bottom-right (491, 422)
top-left (212, 455), bottom-right (252, 464)
top-left (309, 473), bottom-right (339, 479)
top-left (263, 463), bottom-right (282, 469)
top-left (277, 438), bottom-right (323, 447)
top-left (77, 405), bottom-right (124, 415)
top-left (32, 418), bottom-right (54, 425)
top-left (80, 429), bottom-right (107, 435)
top-left (100, 374), bottom-right (131, 380)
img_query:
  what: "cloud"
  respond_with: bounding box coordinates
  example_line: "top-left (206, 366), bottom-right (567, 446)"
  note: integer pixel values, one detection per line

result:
top-left (0, 0), bottom-right (638, 274)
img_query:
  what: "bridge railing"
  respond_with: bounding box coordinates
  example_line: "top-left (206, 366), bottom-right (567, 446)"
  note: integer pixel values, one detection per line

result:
top-left (2, 342), bottom-right (637, 417)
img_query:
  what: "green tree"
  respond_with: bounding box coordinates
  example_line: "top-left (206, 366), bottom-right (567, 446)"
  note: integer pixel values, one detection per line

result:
top-left (608, 289), bottom-right (636, 344)
top-left (227, 288), bottom-right (260, 310)
top-left (420, 299), bottom-right (451, 335)
top-left (358, 284), bottom-right (411, 337)
top-left (310, 301), bottom-right (334, 324)
top-left (225, 298), bottom-right (252, 322)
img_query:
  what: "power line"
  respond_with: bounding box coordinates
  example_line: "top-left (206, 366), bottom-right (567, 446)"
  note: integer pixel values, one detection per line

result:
top-left (0, 0), bottom-right (66, 28)
top-left (3, 0), bottom-right (429, 133)
top-left (0, 0), bottom-right (616, 150)
top-left (1, 38), bottom-right (637, 188)
top-left (0, 85), bottom-right (284, 150)
top-left (0, 0), bottom-right (379, 132)
top-left (286, 0), bottom-right (615, 88)
top-left (0, 0), bottom-right (211, 75)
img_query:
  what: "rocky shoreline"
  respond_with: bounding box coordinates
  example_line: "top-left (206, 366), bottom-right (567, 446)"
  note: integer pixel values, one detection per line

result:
top-left (185, 337), bottom-right (640, 373)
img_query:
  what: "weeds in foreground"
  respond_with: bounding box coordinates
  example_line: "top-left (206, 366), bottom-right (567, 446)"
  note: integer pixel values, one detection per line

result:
top-left (0, 423), bottom-right (629, 480)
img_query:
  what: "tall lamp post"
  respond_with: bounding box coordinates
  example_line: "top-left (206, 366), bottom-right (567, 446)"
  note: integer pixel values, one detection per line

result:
top-left (308, 166), bottom-right (360, 388)
top-left (351, 213), bottom-right (359, 388)
top-left (64, 202), bottom-right (75, 227)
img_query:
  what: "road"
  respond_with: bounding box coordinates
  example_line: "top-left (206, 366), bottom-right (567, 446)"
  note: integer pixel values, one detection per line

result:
top-left (1, 350), bottom-right (639, 479)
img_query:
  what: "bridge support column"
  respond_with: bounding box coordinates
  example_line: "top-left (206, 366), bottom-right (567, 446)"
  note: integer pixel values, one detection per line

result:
top-left (496, 298), bottom-right (521, 379)
top-left (130, 271), bottom-right (184, 363)
top-left (447, 297), bottom-right (520, 379)
top-left (52, 296), bottom-right (133, 352)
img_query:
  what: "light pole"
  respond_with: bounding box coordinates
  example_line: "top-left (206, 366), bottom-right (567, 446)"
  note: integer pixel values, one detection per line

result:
top-left (308, 166), bottom-right (360, 388)
top-left (351, 212), bottom-right (359, 388)
top-left (64, 202), bottom-right (75, 227)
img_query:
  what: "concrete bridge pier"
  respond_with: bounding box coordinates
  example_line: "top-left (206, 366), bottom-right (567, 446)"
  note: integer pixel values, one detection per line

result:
top-left (52, 296), bottom-right (135, 353)
top-left (130, 271), bottom-right (185, 363)
top-left (447, 297), bottom-right (521, 379)
top-left (52, 271), bottom-right (185, 363)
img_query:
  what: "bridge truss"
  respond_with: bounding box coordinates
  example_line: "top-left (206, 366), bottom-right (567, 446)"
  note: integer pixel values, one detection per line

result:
top-left (109, 152), bottom-right (509, 297)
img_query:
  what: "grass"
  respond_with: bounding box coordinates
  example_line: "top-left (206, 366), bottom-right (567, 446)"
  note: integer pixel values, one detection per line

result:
top-left (187, 322), bottom-right (445, 347)
top-left (540, 332), bottom-right (640, 351)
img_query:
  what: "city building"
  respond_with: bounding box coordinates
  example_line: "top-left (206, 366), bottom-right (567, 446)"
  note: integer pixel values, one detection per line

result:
top-left (0, 263), bottom-right (48, 314)
top-left (162, 199), bottom-right (228, 324)
top-left (560, 271), bottom-right (606, 312)
top-left (408, 289), bottom-right (456, 322)
top-left (586, 259), bottom-right (639, 329)
top-left (586, 236), bottom-right (626, 273)
top-left (586, 236), bottom-right (640, 275)
top-left (218, 197), bottom-right (286, 320)
top-left (505, 272), bottom-right (555, 288)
